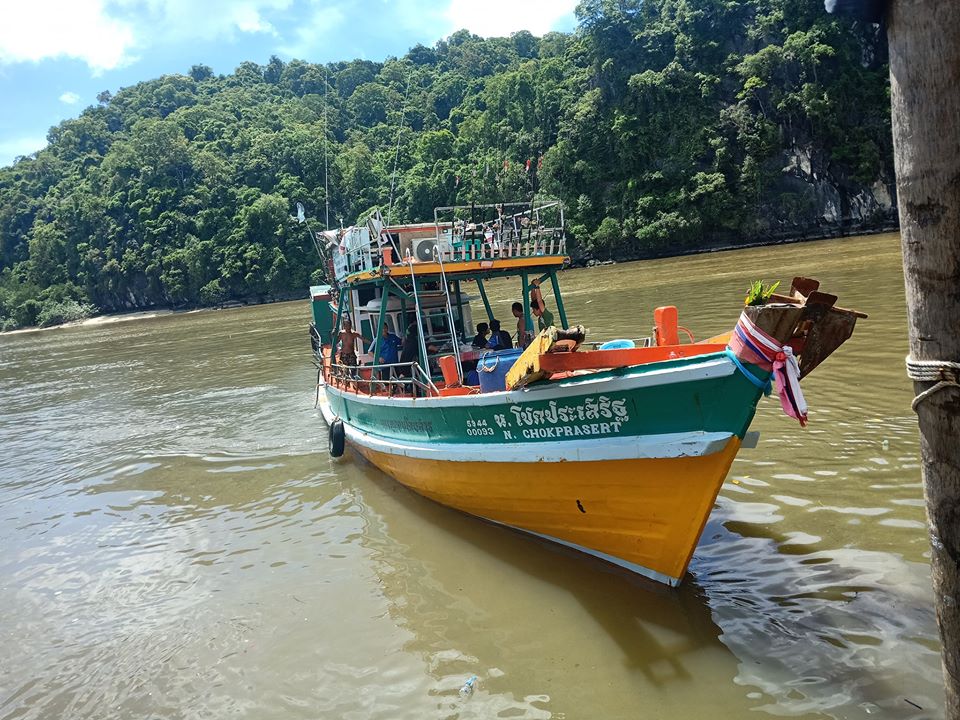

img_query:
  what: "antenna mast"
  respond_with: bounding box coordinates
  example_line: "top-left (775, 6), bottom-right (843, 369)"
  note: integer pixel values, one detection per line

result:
top-left (324, 65), bottom-right (330, 230)
top-left (387, 72), bottom-right (412, 227)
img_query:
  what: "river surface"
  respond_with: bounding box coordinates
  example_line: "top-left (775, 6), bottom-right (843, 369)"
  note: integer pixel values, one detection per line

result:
top-left (0, 232), bottom-right (942, 719)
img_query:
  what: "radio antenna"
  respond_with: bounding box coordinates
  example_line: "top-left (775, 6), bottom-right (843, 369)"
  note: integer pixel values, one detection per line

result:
top-left (324, 65), bottom-right (330, 230)
top-left (387, 72), bottom-right (412, 227)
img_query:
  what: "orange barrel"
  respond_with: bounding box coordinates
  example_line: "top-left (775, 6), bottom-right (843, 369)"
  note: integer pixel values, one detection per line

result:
top-left (439, 355), bottom-right (460, 386)
top-left (654, 306), bottom-right (680, 346)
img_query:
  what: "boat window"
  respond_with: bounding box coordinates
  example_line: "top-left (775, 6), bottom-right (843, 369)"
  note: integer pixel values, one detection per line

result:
top-left (356, 286), bottom-right (376, 308)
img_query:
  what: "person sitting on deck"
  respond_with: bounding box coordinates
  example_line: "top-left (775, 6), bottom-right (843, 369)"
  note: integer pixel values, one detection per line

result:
top-left (512, 302), bottom-right (531, 348)
top-left (471, 322), bottom-right (489, 348)
top-left (486, 319), bottom-right (513, 351)
top-left (530, 280), bottom-right (556, 332)
top-left (337, 318), bottom-right (366, 367)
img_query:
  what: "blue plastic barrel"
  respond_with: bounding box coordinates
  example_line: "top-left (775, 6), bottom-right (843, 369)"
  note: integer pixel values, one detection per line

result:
top-left (599, 339), bottom-right (636, 350)
top-left (477, 348), bottom-right (524, 392)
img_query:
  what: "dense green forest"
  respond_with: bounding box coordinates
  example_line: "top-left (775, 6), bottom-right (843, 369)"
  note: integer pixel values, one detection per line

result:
top-left (0, 0), bottom-right (892, 329)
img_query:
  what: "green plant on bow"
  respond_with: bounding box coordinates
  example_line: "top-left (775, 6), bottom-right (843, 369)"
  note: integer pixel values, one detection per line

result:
top-left (745, 280), bottom-right (781, 306)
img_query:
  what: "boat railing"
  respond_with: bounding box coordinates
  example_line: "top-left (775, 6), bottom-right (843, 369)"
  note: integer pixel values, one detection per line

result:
top-left (326, 360), bottom-right (439, 397)
top-left (433, 199), bottom-right (566, 263)
top-left (376, 224), bottom-right (564, 268)
top-left (441, 226), bottom-right (566, 262)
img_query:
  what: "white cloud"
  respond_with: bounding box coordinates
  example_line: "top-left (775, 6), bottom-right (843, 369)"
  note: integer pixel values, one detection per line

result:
top-left (0, 0), bottom-right (135, 72)
top-left (59, 91), bottom-right (81, 104)
top-left (277, 5), bottom-right (346, 59)
top-left (445, 0), bottom-right (577, 37)
top-left (0, 136), bottom-right (48, 167)
top-left (118, 0), bottom-right (294, 44)
top-left (0, 0), bottom-right (297, 73)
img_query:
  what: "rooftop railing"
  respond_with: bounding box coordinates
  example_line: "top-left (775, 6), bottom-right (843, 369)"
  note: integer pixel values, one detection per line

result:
top-left (331, 201), bottom-right (567, 281)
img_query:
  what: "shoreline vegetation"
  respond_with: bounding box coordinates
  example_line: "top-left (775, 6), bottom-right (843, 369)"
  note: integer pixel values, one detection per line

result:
top-left (1, 226), bottom-right (898, 334)
top-left (1, 1), bottom-right (893, 333)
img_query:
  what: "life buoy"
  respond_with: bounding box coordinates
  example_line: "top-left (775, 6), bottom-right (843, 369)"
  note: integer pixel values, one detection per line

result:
top-left (329, 419), bottom-right (345, 457)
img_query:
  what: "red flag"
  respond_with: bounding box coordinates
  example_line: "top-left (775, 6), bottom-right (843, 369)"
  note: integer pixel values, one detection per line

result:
top-left (525, 159), bottom-right (531, 172)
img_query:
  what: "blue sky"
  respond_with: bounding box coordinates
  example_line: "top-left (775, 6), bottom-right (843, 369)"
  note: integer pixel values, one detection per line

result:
top-left (0, 0), bottom-right (578, 167)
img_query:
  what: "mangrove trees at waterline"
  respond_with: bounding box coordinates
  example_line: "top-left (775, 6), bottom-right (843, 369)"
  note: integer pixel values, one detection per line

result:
top-left (0, 0), bottom-right (892, 329)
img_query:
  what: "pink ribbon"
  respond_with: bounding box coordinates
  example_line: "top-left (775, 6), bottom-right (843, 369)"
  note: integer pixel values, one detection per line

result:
top-left (729, 312), bottom-right (808, 426)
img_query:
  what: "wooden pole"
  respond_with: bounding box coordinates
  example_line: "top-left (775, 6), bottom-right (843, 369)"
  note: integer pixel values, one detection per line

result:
top-left (888, 2), bottom-right (960, 715)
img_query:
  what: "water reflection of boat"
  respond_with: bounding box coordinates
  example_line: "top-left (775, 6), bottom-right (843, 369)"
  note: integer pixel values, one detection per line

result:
top-left (344, 458), bottom-right (746, 707)
top-left (310, 201), bottom-right (864, 586)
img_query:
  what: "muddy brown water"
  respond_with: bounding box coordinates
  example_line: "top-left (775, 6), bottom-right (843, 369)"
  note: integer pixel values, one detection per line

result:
top-left (0, 232), bottom-right (942, 719)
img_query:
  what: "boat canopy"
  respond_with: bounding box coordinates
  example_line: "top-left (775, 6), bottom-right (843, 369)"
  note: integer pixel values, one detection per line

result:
top-left (319, 201), bottom-right (571, 387)
top-left (330, 200), bottom-right (568, 287)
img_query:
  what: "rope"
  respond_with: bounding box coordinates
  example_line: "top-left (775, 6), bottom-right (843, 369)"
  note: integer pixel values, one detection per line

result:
top-left (724, 349), bottom-right (772, 395)
top-left (729, 311), bottom-right (806, 424)
top-left (906, 355), bottom-right (960, 411)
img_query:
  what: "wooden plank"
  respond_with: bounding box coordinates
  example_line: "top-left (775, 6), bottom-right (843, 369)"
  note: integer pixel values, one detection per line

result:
top-left (505, 327), bottom-right (557, 390)
top-left (537, 344), bottom-right (727, 374)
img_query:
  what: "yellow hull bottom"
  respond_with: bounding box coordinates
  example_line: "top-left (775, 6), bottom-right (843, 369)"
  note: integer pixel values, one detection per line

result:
top-left (352, 438), bottom-right (741, 585)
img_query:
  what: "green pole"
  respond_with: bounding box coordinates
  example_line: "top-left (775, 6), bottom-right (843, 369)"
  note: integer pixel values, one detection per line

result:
top-left (549, 271), bottom-right (568, 329)
top-left (536, 271), bottom-right (551, 288)
top-left (410, 272), bottom-right (428, 373)
top-left (476, 278), bottom-right (494, 321)
top-left (372, 285), bottom-right (390, 364)
top-left (331, 288), bottom-right (346, 364)
top-left (521, 271), bottom-right (533, 340)
top-left (454, 280), bottom-right (465, 340)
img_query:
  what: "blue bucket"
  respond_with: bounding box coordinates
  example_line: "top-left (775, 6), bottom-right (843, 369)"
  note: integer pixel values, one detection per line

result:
top-left (477, 348), bottom-right (524, 393)
top-left (599, 338), bottom-right (636, 350)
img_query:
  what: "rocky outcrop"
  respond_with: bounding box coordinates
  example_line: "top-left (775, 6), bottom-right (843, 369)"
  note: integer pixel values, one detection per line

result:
top-left (768, 144), bottom-right (898, 238)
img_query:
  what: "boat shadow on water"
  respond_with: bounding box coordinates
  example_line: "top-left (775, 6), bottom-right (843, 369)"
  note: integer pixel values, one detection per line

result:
top-left (338, 446), bottom-right (778, 717)
top-left (342, 445), bottom-right (941, 718)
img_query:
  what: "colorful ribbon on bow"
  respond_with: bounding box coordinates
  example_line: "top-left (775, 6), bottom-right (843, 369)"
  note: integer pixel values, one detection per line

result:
top-left (729, 311), bottom-right (808, 426)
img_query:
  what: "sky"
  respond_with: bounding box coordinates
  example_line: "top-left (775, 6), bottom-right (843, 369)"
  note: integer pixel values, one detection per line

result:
top-left (0, 0), bottom-right (579, 167)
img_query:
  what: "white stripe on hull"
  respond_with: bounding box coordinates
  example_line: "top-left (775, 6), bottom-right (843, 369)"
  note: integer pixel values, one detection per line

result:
top-left (318, 397), bottom-right (733, 462)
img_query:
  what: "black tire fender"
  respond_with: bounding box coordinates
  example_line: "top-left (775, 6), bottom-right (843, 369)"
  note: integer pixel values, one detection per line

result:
top-left (329, 419), bottom-right (345, 458)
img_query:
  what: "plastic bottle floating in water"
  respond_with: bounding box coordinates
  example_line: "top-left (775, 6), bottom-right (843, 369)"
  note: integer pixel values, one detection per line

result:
top-left (459, 675), bottom-right (479, 697)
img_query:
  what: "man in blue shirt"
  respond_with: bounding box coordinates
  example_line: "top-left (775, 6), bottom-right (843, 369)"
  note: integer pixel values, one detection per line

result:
top-left (486, 319), bottom-right (513, 351)
top-left (372, 322), bottom-right (402, 377)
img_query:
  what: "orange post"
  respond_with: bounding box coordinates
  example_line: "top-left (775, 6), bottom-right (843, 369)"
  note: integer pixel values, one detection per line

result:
top-left (654, 306), bottom-right (680, 347)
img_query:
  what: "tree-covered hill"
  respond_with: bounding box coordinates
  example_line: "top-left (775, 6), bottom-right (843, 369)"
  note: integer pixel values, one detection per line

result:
top-left (0, 0), bottom-right (892, 329)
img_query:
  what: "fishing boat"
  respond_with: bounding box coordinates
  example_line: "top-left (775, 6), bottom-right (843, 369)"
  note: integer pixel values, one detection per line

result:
top-left (309, 200), bottom-right (864, 587)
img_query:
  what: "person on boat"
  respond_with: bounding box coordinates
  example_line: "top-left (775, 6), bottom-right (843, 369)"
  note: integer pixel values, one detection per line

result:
top-left (486, 319), bottom-right (513, 351)
top-left (532, 301), bottom-right (555, 332)
top-left (372, 322), bottom-right (402, 377)
top-left (530, 281), bottom-right (556, 331)
top-left (337, 318), bottom-right (366, 367)
top-left (398, 323), bottom-right (438, 377)
top-left (471, 322), bottom-right (489, 348)
top-left (512, 302), bottom-right (531, 348)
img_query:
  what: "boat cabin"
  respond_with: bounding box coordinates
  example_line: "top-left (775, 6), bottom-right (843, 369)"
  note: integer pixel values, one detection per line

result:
top-left (312, 201), bottom-right (576, 394)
